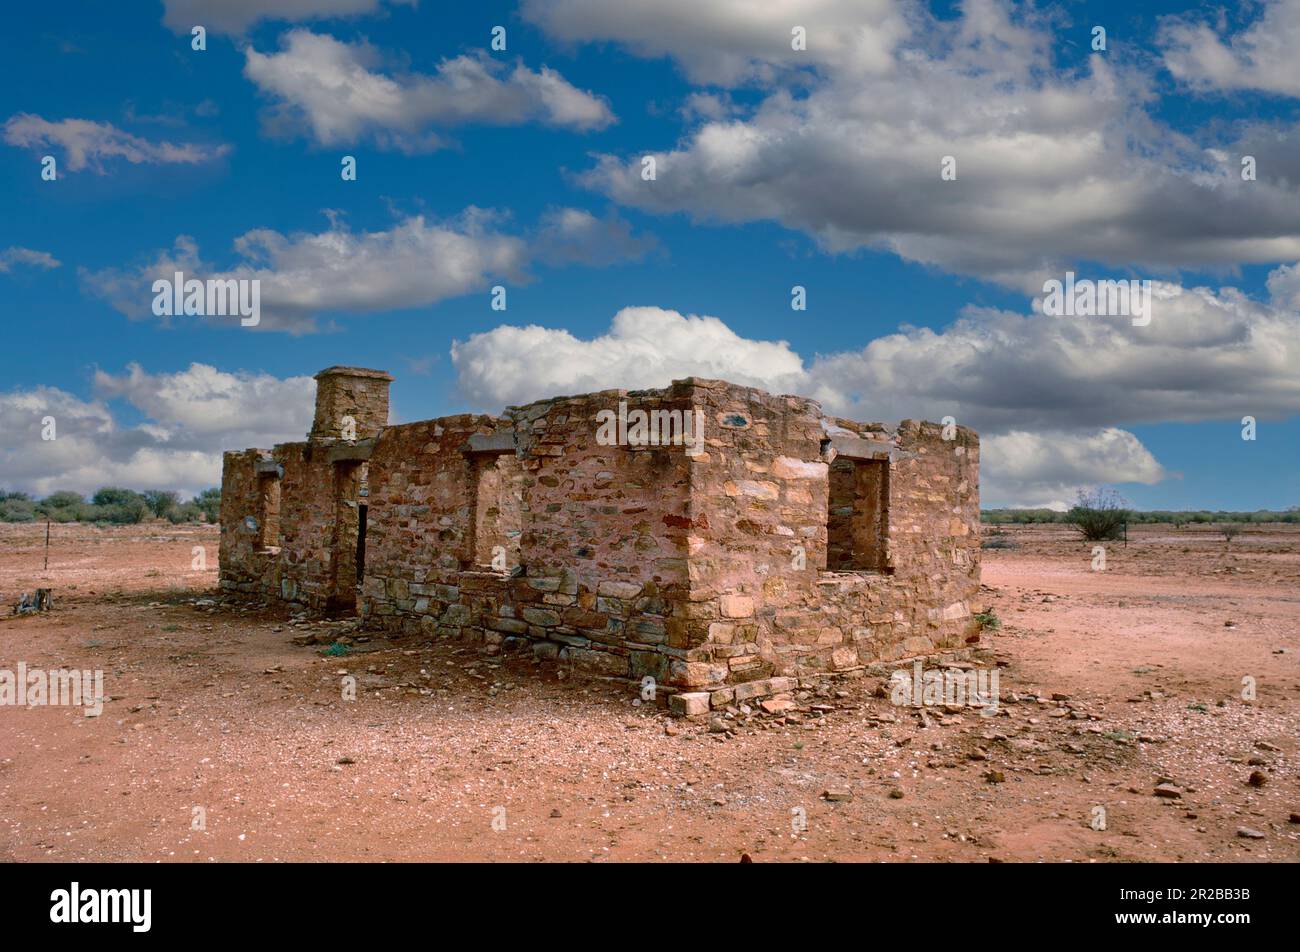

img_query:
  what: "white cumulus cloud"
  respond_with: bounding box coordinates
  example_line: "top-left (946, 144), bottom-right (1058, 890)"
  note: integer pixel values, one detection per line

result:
top-left (82, 207), bottom-right (649, 333)
top-left (244, 29), bottom-right (614, 151)
top-left (2, 114), bottom-right (230, 173)
top-left (531, 0), bottom-right (1300, 288)
top-left (1161, 0), bottom-right (1300, 97)
top-left (450, 265), bottom-right (1300, 505)
top-left (0, 364), bottom-right (315, 498)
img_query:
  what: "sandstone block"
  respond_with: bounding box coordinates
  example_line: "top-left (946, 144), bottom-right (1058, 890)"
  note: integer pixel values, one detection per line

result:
top-left (720, 594), bottom-right (754, 618)
top-left (521, 607), bottom-right (561, 627)
top-left (596, 580), bottom-right (643, 599)
top-left (771, 456), bottom-right (826, 479)
top-left (669, 692), bottom-right (710, 717)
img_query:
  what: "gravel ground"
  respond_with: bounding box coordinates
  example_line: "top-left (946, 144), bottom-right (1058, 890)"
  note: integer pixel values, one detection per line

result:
top-left (1, 521), bottom-right (1296, 862)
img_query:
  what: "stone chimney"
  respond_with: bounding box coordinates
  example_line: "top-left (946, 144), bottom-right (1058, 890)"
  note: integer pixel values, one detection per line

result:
top-left (309, 366), bottom-right (394, 442)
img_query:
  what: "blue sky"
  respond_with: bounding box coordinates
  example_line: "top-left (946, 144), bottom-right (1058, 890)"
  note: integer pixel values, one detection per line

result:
top-left (2, 0), bottom-right (1299, 509)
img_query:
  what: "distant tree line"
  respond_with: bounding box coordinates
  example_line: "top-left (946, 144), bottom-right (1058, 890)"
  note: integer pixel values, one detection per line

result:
top-left (0, 487), bottom-right (221, 524)
top-left (984, 506), bottom-right (1300, 526)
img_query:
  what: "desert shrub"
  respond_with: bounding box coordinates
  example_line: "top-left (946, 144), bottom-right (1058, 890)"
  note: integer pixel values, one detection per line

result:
top-left (92, 486), bottom-right (147, 508)
top-left (0, 494), bottom-right (37, 522)
top-left (981, 508), bottom-right (1066, 525)
top-left (1221, 523), bottom-right (1243, 543)
top-left (987, 506), bottom-right (1297, 527)
top-left (192, 488), bottom-right (221, 523)
top-left (1066, 488), bottom-right (1130, 542)
top-left (167, 501), bottom-right (205, 524)
top-left (17, 488), bottom-right (218, 524)
top-left (974, 611), bottom-right (1001, 630)
top-left (981, 534), bottom-right (1018, 550)
top-left (42, 506), bottom-right (83, 523)
top-left (142, 489), bottom-right (179, 519)
top-left (37, 490), bottom-right (84, 514)
top-left (86, 498), bottom-right (150, 524)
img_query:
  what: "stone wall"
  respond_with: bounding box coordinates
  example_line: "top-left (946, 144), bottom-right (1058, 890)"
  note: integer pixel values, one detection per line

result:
top-left (218, 448), bottom-right (278, 597)
top-left (309, 366), bottom-right (393, 442)
top-left (358, 414), bottom-right (503, 627)
top-left (506, 386), bottom-right (694, 683)
top-left (219, 368), bottom-right (980, 708)
top-left (357, 389), bottom-right (696, 682)
top-left (273, 442), bottom-right (345, 611)
top-left (221, 367), bottom-right (392, 611)
top-left (675, 381), bottom-right (982, 708)
top-left (219, 441), bottom-right (362, 611)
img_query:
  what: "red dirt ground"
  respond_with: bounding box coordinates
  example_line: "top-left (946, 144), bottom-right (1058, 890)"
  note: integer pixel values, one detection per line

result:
top-left (1, 521), bottom-right (1296, 862)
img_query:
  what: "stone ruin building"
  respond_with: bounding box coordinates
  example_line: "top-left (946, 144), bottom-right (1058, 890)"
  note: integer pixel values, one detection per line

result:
top-left (219, 366), bottom-right (981, 714)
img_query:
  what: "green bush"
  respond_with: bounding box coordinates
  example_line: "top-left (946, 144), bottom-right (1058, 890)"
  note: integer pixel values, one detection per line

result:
top-left (36, 490), bottom-right (84, 515)
top-left (0, 486), bottom-right (223, 523)
top-left (168, 501), bottom-right (205, 524)
top-left (1066, 488), bottom-right (1130, 542)
top-left (0, 496), bottom-right (37, 522)
top-left (85, 498), bottom-right (150, 524)
top-left (92, 486), bottom-right (144, 507)
top-left (192, 488), bottom-right (221, 523)
top-left (142, 489), bottom-right (180, 519)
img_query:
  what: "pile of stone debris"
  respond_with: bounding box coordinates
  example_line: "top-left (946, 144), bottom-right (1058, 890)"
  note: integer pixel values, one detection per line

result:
top-left (12, 588), bottom-right (53, 615)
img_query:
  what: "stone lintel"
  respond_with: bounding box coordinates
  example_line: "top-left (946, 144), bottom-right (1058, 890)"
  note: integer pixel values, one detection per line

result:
top-left (825, 435), bottom-right (894, 461)
top-left (461, 432), bottom-right (517, 456)
top-left (327, 438), bottom-right (376, 463)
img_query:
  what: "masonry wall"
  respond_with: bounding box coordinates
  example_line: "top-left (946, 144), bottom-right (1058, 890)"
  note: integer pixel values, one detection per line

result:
top-left (219, 368), bottom-right (980, 703)
top-left (268, 443), bottom-right (341, 611)
top-left (219, 441), bottom-right (353, 611)
top-left (678, 380), bottom-right (830, 688)
top-left (218, 448), bottom-right (278, 596)
top-left (807, 418), bottom-right (981, 670)
top-left (680, 382), bottom-right (982, 699)
top-left (508, 387), bottom-right (694, 683)
top-left (359, 414), bottom-right (503, 630)
top-left (358, 390), bottom-right (695, 683)
top-left (309, 368), bottom-right (392, 441)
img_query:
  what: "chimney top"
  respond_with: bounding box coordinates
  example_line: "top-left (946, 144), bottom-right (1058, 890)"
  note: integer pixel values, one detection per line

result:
top-left (314, 366), bottom-right (394, 381)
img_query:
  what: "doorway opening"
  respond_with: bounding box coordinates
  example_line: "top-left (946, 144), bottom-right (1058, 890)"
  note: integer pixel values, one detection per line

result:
top-left (327, 461), bottom-right (365, 614)
top-left (356, 503), bottom-right (368, 584)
